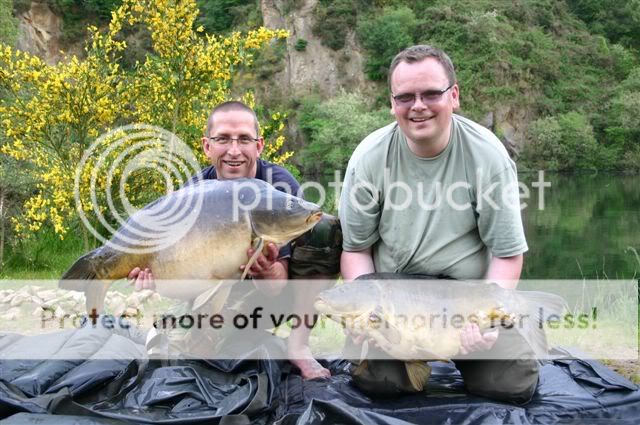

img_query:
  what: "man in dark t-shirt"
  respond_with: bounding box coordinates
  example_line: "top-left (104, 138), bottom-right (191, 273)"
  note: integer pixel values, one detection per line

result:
top-left (129, 101), bottom-right (331, 380)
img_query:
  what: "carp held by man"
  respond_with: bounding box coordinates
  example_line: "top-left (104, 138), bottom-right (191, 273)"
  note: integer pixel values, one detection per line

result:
top-left (60, 178), bottom-right (322, 312)
top-left (314, 276), bottom-right (566, 391)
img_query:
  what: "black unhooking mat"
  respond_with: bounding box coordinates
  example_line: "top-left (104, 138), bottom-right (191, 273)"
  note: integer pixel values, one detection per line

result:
top-left (1, 327), bottom-right (639, 424)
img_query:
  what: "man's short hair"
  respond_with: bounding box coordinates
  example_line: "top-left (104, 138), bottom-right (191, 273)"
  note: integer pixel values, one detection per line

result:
top-left (206, 101), bottom-right (260, 137)
top-left (388, 45), bottom-right (457, 90)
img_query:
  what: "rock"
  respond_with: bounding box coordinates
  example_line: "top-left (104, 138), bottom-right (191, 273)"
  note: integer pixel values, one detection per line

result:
top-left (10, 293), bottom-right (31, 307)
top-left (1, 308), bottom-right (21, 321)
top-left (16, 1), bottom-right (63, 65)
top-left (260, 0), bottom-right (374, 98)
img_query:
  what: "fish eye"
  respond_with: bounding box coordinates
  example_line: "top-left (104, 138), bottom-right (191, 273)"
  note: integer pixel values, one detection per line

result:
top-left (368, 312), bottom-right (381, 323)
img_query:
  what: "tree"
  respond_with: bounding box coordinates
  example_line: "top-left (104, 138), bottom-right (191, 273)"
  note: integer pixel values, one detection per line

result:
top-left (357, 6), bottom-right (418, 80)
top-left (523, 111), bottom-right (610, 171)
top-left (0, 0), bottom-right (288, 249)
top-left (299, 92), bottom-right (391, 175)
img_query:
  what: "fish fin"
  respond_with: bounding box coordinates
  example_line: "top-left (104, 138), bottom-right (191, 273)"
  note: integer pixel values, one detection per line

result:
top-left (192, 281), bottom-right (233, 313)
top-left (519, 291), bottom-right (568, 357)
top-left (192, 282), bottom-right (223, 311)
top-left (359, 339), bottom-right (370, 360)
top-left (405, 361), bottom-right (431, 392)
top-left (84, 281), bottom-right (111, 314)
top-left (353, 359), bottom-right (369, 377)
top-left (241, 237), bottom-right (264, 281)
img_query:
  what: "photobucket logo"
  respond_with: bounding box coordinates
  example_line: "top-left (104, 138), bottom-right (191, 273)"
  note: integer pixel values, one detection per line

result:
top-left (74, 124), bottom-right (203, 254)
top-left (340, 169), bottom-right (551, 213)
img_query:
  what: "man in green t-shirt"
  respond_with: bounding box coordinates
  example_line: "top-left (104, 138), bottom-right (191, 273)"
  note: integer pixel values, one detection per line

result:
top-left (339, 45), bottom-right (536, 403)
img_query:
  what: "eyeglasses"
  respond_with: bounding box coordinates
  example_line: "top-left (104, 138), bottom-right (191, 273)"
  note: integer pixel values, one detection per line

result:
top-left (392, 83), bottom-right (455, 107)
top-left (208, 136), bottom-right (259, 146)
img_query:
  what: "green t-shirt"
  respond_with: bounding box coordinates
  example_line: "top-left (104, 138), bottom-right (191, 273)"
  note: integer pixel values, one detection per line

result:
top-left (339, 114), bottom-right (528, 279)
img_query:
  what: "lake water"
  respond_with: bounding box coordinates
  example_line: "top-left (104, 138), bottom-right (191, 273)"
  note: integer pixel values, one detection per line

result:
top-left (305, 172), bottom-right (640, 280)
top-left (520, 173), bottom-right (639, 279)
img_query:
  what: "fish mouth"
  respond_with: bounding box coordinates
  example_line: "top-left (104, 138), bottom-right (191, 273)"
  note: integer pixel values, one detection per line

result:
top-left (306, 211), bottom-right (323, 225)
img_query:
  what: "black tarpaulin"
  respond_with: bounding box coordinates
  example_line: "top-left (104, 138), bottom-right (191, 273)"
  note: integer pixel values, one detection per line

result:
top-left (1, 329), bottom-right (640, 424)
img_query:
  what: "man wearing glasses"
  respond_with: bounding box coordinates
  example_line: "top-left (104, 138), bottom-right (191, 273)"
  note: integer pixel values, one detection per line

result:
top-left (339, 45), bottom-right (535, 402)
top-left (130, 101), bottom-right (332, 380)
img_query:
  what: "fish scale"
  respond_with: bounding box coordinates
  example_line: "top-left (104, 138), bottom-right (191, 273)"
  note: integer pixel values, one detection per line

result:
top-left (60, 178), bottom-right (323, 313)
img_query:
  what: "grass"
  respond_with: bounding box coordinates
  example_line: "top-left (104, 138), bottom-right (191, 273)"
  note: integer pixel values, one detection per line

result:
top-left (1, 230), bottom-right (86, 279)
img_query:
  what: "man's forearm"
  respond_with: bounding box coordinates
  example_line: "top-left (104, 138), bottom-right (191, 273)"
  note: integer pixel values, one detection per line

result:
top-left (340, 248), bottom-right (375, 281)
top-left (485, 254), bottom-right (523, 289)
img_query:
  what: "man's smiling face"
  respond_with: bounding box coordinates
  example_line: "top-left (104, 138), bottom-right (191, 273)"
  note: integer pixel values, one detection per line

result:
top-left (390, 57), bottom-right (459, 156)
top-left (202, 109), bottom-right (264, 179)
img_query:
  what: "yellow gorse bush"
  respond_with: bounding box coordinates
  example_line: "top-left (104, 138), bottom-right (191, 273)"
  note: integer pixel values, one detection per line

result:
top-left (0, 0), bottom-right (290, 246)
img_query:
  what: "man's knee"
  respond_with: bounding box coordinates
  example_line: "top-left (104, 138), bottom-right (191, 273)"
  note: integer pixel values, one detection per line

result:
top-left (460, 358), bottom-right (539, 404)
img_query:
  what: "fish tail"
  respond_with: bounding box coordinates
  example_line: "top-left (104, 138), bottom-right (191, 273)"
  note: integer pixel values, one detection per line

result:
top-left (519, 291), bottom-right (568, 357)
top-left (60, 248), bottom-right (101, 284)
top-left (59, 248), bottom-right (111, 313)
top-left (405, 361), bottom-right (431, 392)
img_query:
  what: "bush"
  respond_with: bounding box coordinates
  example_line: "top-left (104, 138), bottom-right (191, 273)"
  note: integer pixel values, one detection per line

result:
top-left (522, 112), bottom-right (612, 171)
top-left (312, 0), bottom-right (362, 50)
top-left (357, 6), bottom-right (418, 80)
top-left (294, 38), bottom-right (308, 51)
top-left (298, 92), bottom-right (392, 176)
top-left (196, 0), bottom-right (261, 34)
top-left (568, 0), bottom-right (640, 50)
top-left (603, 68), bottom-right (640, 153)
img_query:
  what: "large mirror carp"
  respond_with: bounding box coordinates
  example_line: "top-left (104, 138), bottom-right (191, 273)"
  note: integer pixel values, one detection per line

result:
top-left (315, 276), bottom-right (566, 391)
top-left (60, 179), bottom-right (323, 313)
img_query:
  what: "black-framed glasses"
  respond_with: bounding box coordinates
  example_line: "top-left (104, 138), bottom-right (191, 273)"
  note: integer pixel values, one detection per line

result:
top-left (392, 83), bottom-right (455, 107)
top-left (208, 136), bottom-right (259, 146)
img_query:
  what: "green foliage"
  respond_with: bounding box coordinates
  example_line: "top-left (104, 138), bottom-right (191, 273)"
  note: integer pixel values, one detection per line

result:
top-left (251, 39), bottom-right (287, 80)
top-left (196, 0), bottom-right (261, 34)
top-left (1, 227), bottom-right (85, 277)
top-left (568, 0), bottom-right (640, 50)
top-left (294, 38), bottom-right (308, 51)
top-left (603, 68), bottom-right (640, 156)
top-left (0, 0), bottom-right (18, 46)
top-left (357, 6), bottom-right (418, 81)
top-left (312, 0), bottom-right (363, 50)
top-left (522, 112), bottom-right (612, 171)
top-left (12, 0), bottom-right (32, 14)
top-left (298, 92), bottom-right (392, 176)
top-left (50, 0), bottom-right (124, 43)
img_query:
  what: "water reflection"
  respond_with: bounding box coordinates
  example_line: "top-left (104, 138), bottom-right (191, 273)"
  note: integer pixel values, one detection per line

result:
top-left (521, 173), bottom-right (640, 279)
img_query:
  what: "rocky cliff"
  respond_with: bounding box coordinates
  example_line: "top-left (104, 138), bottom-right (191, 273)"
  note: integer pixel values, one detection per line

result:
top-left (260, 0), bottom-right (374, 98)
top-left (15, 1), bottom-right (62, 65)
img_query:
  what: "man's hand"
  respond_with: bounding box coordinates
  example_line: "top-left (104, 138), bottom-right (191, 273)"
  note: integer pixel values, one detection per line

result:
top-left (240, 242), bottom-right (287, 295)
top-left (458, 324), bottom-right (499, 356)
top-left (241, 242), bottom-right (288, 279)
top-left (128, 267), bottom-right (155, 291)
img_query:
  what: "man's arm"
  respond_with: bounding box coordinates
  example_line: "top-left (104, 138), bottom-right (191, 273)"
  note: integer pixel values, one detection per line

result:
top-left (340, 248), bottom-right (375, 281)
top-left (485, 254), bottom-right (523, 289)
